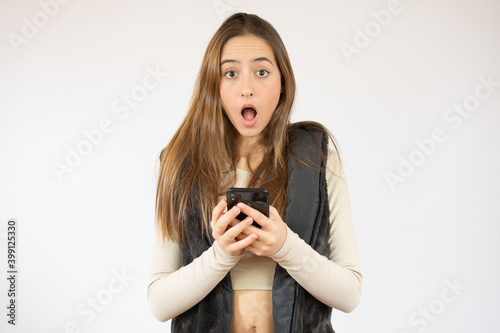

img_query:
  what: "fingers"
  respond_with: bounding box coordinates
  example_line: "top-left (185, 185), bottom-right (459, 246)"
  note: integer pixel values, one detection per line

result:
top-left (211, 200), bottom-right (241, 238)
top-left (226, 218), bottom-right (257, 244)
top-left (236, 202), bottom-right (268, 228)
top-left (235, 203), bottom-right (281, 230)
top-left (211, 199), bottom-right (260, 256)
top-left (211, 199), bottom-right (228, 226)
top-left (211, 201), bottom-right (285, 257)
top-left (236, 205), bottom-right (287, 257)
top-left (224, 217), bottom-right (253, 240)
top-left (219, 217), bottom-right (257, 256)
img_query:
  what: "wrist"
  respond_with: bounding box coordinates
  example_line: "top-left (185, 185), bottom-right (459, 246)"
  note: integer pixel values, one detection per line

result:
top-left (213, 240), bottom-right (245, 266)
top-left (270, 225), bottom-right (295, 261)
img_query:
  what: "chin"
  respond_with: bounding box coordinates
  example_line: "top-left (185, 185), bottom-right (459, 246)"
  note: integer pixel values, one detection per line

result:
top-left (237, 128), bottom-right (265, 141)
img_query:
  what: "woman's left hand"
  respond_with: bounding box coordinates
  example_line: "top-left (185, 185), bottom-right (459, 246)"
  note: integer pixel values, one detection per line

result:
top-left (234, 203), bottom-right (287, 257)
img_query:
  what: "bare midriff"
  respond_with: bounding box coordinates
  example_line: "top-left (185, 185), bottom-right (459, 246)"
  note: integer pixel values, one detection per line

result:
top-left (230, 290), bottom-right (274, 333)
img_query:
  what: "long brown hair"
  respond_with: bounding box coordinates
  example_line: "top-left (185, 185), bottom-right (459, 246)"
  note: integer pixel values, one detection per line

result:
top-left (155, 13), bottom-right (342, 244)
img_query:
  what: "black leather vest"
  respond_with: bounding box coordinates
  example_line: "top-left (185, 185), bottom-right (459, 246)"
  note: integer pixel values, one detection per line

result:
top-left (171, 126), bottom-right (335, 332)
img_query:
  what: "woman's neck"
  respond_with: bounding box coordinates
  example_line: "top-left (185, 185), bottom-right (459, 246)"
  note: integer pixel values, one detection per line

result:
top-left (236, 137), bottom-right (265, 171)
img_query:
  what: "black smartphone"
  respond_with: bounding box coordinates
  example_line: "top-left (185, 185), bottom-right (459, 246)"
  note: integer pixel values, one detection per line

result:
top-left (226, 188), bottom-right (269, 228)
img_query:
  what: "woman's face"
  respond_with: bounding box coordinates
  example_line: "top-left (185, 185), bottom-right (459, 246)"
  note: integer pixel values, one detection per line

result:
top-left (219, 34), bottom-right (282, 144)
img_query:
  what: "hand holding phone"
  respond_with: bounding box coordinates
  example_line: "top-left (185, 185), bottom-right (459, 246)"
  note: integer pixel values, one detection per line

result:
top-left (226, 188), bottom-right (269, 228)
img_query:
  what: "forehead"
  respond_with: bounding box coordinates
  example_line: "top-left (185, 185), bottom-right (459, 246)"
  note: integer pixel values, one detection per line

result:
top-left (221, 35), bottom-right (275, 62)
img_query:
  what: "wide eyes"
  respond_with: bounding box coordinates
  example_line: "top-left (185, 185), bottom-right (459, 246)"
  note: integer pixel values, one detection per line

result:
top-left (256, 69), bottom-right (269, 78)
top-left (223, 69), bottom-right (270, 79)
top-left (224, 70), bottom-right (237, 78)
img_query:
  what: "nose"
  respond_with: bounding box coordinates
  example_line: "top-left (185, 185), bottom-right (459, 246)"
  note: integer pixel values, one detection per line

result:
top-left (241, 90), bottom-right (253, 97)
top-left (240, 75), bottom-right (254, 97)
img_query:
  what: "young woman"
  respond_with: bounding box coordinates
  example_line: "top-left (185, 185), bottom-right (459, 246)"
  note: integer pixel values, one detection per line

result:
top-left (147, 13), bottom-right (362, 333)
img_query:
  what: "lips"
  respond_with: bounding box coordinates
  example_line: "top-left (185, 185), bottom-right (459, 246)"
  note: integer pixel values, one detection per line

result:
top-left (240, 104), bottom-right (258, 127)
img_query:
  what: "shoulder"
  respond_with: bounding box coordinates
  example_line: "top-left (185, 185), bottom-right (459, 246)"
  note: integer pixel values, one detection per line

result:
top-left (287, 121), bottom-right (330, 152)
top-left (326, 148), bottom-right (344, 180)
top-left (288, 121), bottom-right (329, 139)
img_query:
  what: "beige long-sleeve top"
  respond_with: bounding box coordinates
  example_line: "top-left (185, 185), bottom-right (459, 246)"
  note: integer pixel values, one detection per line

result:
top-left (147, 149), bottom-right (362, 322)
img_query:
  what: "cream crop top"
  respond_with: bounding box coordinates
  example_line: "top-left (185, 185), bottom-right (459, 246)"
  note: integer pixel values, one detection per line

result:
top-left (224, 168), bottom-right (277, 290)
top-left (147, 149), bottom-right (362, 322)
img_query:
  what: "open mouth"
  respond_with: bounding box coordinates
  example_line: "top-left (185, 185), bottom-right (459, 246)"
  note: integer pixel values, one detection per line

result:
top-left (240, 105), bottom-right (258, 127)
top-left (241, 107), bottom-right (257, 121)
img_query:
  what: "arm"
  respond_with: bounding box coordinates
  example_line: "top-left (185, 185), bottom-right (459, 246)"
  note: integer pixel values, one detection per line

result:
top-left (147, 237), bottom-right (243, 322)
top-left (270, 149), bottom-right (362, 313)
top-left (148, 190), bottom-right (257, 322)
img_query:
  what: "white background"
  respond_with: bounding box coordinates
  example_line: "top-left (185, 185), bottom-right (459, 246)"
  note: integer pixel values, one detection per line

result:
top-left (1, 0), bottom-right (499, 332)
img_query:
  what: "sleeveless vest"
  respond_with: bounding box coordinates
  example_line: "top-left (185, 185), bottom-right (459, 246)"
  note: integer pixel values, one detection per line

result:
top-left (171, 126), bottom-right (335, 332)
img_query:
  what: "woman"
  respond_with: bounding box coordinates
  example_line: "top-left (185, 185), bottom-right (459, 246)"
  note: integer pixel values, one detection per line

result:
top-left (147, 12), bottom-right (362, 333)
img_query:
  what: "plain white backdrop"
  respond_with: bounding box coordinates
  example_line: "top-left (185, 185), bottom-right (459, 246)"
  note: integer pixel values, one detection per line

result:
top-left (1, 0), bottom-right (499, 332)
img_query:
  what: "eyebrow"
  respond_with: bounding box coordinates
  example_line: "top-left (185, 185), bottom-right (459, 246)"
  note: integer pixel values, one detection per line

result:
top-left (220, 57), bottom-right (274, 66)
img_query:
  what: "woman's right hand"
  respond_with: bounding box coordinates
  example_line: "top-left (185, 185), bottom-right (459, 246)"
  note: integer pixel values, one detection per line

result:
top-left (210, 199), bottom-right (257, 256)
